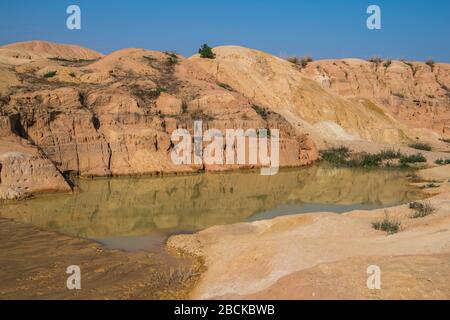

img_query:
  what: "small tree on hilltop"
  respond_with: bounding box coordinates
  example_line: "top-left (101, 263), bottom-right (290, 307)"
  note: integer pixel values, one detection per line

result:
top-left (198, 44), bottom-right (216, 59)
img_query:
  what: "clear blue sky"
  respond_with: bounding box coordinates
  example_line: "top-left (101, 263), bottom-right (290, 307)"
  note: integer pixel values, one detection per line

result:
top-left (0, 0), bottom-right (449, 61)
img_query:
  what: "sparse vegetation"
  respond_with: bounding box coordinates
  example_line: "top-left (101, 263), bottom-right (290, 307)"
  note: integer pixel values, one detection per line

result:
top-left (287, 55), bottom-right (313, 68)
top-left (409, 201), bottom-right (436, 218)
top-left (435, 159), bottom-right (450, 165)
top-left (143, 55), bottom-right (157, 63)
top-left (152, 264), bottom-right (201, 290)
top-left (372, 210), bottom-right (401, 235)
top-left (131, 86), bottom-right (167, 101)
top-left (383, 59), bottom-right (392, 68)
top-left (377, 149), bottom-right (402, 160)
top-left (191, 109), bottom-right (214, 121)
top-left (408, 142), bottom-right (432, 151)
top-left (393, 92), bottom-right (405, 99)
top-left (165, 51), bottom-right (179, 65)
top-left (151, 87), bottom-right (167, 97)
top-left (44, 71), bottom-right (57, 78)
top-left (251, 104), bottom-right (269, 119)
top-left (69, 72), bottom-right (76, 78)
top-left (420, 183), bottom-right (440, 189)
top-left (48, 57), bottom-right (99, 63)
top-left (198, 44), bottom-right (216, 59)
top-left (319, 147), bottom-right (423, 168)
top-left (319, 147), bottom-right (350, 166)
top-left (346, 153), bottom-right (382, 167)
top-left (425, 59), bottom-right (435, 71)
top-left (181, 101), bottom-right (188, 114)
top-left (402, 60), bottom-right (418, 76)
top-left (439, 138), bottom-right (450, 144)
top-left (399, 153), bottom-right (427, 165)
top-left (217, 82), bottom-right (234, 91)
top-left (368, 56), bottom-right (383, 64)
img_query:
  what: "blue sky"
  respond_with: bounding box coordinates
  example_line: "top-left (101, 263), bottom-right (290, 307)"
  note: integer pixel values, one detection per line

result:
top-left (0, 0), bottom-right (449, 61)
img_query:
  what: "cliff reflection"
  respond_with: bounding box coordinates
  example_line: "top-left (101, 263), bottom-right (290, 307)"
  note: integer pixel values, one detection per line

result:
top-left (0, 166), bottom-right (422, 240)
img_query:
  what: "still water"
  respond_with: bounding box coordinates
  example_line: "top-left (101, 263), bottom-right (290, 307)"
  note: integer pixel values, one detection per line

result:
top-left (0, 166), bottom-right (423, 251)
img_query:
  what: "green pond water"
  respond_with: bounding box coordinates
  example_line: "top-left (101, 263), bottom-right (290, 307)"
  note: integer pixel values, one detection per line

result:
top-left (0, 166), bottom-right (423, 252)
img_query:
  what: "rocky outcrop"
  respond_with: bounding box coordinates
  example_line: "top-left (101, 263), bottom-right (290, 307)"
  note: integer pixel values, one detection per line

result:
top-left (301, 59), bottom-right (450, 137)
top-left (0, 115), bottom-right (72, 200)
top-left (0, 43), bottom-right (317, 197)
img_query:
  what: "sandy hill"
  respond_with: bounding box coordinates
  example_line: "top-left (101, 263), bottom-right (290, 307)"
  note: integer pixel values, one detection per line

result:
top-left (0, 40), bottom-right (103, 65)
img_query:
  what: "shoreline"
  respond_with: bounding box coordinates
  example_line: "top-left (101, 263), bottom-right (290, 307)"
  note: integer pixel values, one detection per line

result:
top-left (167, 165), bottom-right (450, 299)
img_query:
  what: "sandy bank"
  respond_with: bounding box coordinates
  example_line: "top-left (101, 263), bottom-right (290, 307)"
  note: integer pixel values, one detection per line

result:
top-left (167, 165), bottom-right (450, 299)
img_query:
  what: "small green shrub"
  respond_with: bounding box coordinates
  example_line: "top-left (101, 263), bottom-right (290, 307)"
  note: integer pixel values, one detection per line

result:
top-left (409, 201), bottom-right (435, 218)
top-left (425, 59), bottom-right (435, 71)
top-left (378, 149), bottom-right (402, 160)
top-left (409, 142), bottom-right (432, 151)
top-left (287, 56), bottom-right (313, 68)
top-left (400, 154), bottom-right (427, 164)
top-left (198, 44), bottom-right (216, 59)
top-left (372, 210), bottom-right (401, 235)
top-left (319, 147), bottom-right (350, 166)
top-left (251, 104), bottom-right (269, 119)
top-left (152, 87), bottom-right (167, 96)
top-left (383, 60), bottom-right (392, 68)
top-left (181, 101), bottom-right (188, 114)
top-left (361, 154), bottom-right (382, 167)
top-left (286, 56), bottom-right (300, 64)
top-left (143, 55), bottom-right (157, 64)
top-left (132, 86), bottom-right (166, 101)
top-left (164, 51), bottom-right (179, 65)
top-left (44, 71), bottom-right (57, 78)
top-left (368, 56), bottom-right (383, 64)
top-left (344, 153), bottom-right (382, 167)
top-left (420, 183), bottom-right (440, 189)
top-left (217, 82), bottom-right (234, 91)
top-left (435, 159), bottom-right (450, 165)
top-left (69, 72), bottom-right (76, 78)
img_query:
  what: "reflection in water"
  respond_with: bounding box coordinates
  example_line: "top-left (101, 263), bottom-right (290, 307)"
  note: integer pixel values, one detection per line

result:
top-left (0, 166), bottom-right (422, 250)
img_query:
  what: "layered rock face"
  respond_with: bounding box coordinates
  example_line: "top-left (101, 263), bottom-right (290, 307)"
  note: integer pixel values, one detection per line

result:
top-left (0, 41), bottom-right (449, 199)
top-left (189, 46), bottom-right (421, 145)
top-left (0, 42), bottom-right (317, 198)
top-left (0, 115), bottom-right (71, 200)
top-left (301, 59), bottom-right (450, 137)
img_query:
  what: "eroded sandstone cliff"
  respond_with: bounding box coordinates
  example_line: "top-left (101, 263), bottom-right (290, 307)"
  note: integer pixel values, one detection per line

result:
top-left (0, 42), bottom-right (319, 198)
top-left (0, 41), bottom-right (449, 199)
